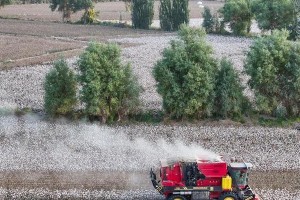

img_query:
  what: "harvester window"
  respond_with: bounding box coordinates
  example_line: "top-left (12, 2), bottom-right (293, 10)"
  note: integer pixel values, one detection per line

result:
top-left (240, 171), bottom-right (245, 178)
top-left (231, 170), bottom-right (248, 186)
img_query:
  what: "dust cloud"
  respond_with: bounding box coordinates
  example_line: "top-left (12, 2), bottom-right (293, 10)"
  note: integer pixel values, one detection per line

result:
top-left (0, 114), bottom-right (217, 171)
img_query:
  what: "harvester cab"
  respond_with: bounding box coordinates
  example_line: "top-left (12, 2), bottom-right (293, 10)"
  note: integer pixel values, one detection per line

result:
top-left (150, 156), bottom-right (260, 200)
top-left (228, 163), bottom-right (252, 190)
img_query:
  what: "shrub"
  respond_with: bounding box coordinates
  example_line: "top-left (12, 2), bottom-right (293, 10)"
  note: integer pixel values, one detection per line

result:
top-left (131, 0), bottom-right (154, 29)
top-left (78, 42), bottom-right (140, 123)
top-left (252, 0), bottom-right (294, 32)
top-left (159, 0), bottom-right (189, 31)
top-left (202, 7), bottom-right (214, 33)
top-left (214, 58), bottom-right (248, 119)
top-left (153, 25), bottom-right (217, 119)
top-left (245, 30), bottom-right (300, 117)
top-left (44, 58), bottom-right (77, 117)
top-left (220, 0), bottom-right (253, 35)
top-left (81, 7), bottom-right (98, 24)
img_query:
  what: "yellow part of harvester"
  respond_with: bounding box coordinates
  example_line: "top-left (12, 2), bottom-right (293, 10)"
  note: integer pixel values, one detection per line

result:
top-left (222, 175), bottom-right (232, 191)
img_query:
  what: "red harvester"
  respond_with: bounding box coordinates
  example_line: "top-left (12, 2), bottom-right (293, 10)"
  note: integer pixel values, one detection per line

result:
top-left (150, 156), bottom-right (260, 200)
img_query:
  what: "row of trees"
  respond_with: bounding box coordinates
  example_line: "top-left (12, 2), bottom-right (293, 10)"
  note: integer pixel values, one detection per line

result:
top-left (47, 0), bottom-right (190, 27)
top-left (3, 0), bottom-right (298, 36)
top-left (130, 0), bottom-right (299, 36)
top-left (10, 0), bottom-right (125, 4)
top-left (153, 25), bottom-right (300, 120)
top-left (45, 26), bottom-right (300, 122)
top-left (203, 0), bottom-right (300, 39)
top-left (131, 0), bottom-right (189, 31)
top-left (44, 26), bottom-right (246, 121)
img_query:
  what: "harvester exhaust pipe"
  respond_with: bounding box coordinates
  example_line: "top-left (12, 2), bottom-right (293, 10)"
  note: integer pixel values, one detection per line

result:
top-left (150, 168), bottom-right (164, 195)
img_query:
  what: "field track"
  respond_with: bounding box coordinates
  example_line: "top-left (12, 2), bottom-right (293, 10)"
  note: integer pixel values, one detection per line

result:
top-left (0, 170), bottom-right (299, 191)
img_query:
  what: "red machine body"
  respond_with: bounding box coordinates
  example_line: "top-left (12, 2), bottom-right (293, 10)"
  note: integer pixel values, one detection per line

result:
top-left (150, 157), bottom-right (261, 200)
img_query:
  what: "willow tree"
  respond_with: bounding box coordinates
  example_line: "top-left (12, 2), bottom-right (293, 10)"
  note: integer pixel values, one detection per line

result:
top-left (153, 25), bottom-right (217, 119)
top-left (78, 42), bottom-right (140, 123)
top-left (245, 30), bottom-right (300, 117)
top-left (50, 0), bottom-right (93, 22)
top-left (44, 59), bottom-right (77, 117)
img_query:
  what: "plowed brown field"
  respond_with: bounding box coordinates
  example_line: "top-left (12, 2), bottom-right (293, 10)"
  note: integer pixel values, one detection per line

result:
top-left (0, 1), bottom-right (224, 69)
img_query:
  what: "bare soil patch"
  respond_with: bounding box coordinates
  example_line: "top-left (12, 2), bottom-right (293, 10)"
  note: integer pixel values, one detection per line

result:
top-left (0, 170), bottom-right (298, 192)
top-left (0, 171), bottom-right (136, 191)
top-left (0, 18), bottom-right (163, 69)
top-left (0, 34), bottom-right (82, 64)
top-left (0, 18), bottom-right (161, 38)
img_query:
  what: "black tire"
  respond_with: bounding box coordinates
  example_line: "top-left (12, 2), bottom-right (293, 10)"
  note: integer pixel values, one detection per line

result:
top-left (167, 195), bottom-right (188, 200)
top-left (218, 192), bottom-right (238, 200)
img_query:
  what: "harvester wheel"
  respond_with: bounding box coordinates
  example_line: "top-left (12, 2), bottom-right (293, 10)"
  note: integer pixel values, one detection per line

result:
top-left (167, 195), bottom-right (188, 200)
top-left (218, 192), bottom-right (238, 200)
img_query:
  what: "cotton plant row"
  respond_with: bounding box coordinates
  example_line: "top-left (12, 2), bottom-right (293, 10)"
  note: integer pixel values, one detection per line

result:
top-left (0, 188), bottom-right (299, 200)
top-left (0, 115), bottom-right (299, 172)
top-left (0, 115), bottom-right (299, 198)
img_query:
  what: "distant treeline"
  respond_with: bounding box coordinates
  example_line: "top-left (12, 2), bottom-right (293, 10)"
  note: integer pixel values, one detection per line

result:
top-left (12, 0), bottom-right (128, 4)
top-left (13, 0), bottom-right (49, 4)
top-left (12, 0), bottom-right (221, 5)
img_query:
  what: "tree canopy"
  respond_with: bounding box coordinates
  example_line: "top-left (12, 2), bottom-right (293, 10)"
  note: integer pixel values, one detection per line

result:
top-left (50, 0), bottom-right (93, 22)
top-left (245, 30), bottom-right (300, 117)
top-left (252, 0), bottom-right (294, 31)
top-left (153, 25), bottom-right (217, 119)
top-left (44, 58), bottom-right (77, 117)
top-left (78, 42), bottom-right (140, 122)
top-left (220, 0), bottom-right (253, 35)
